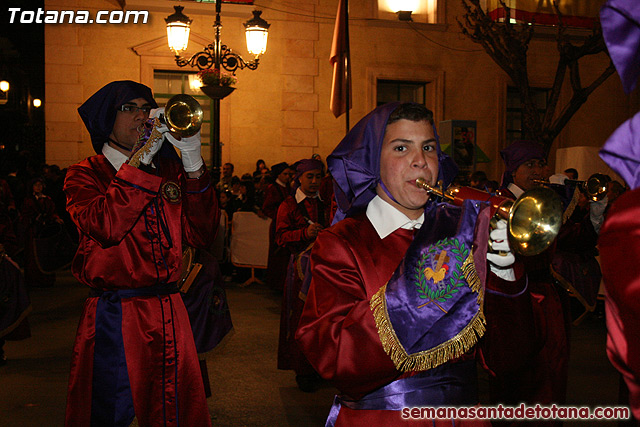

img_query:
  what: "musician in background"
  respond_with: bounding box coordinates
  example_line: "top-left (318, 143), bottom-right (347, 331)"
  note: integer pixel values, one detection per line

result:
top-left (487, 140), bottom-right (572, 424)
top-left (19, 178), bottom-right (62, 288)
top-left (63, 81), bottom-right (217, 427)
top-left (295, 103), bottom-right (519, 425)
top-left (275, 158), bottom-right (328, 392)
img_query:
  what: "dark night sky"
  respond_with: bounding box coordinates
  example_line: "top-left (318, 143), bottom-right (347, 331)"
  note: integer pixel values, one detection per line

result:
top-left (0, 1), bottom-right (45, 165)
top-left (1, 1), bottom-right (45, 101)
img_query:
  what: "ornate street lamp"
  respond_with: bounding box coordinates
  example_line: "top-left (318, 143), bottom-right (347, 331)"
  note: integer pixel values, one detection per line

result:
top-left (0, 80), bottom-right (9, 105)
top-left (165, 1), bottom-right (270, 180)
top-left (165, 6), bottom-right (192, 55)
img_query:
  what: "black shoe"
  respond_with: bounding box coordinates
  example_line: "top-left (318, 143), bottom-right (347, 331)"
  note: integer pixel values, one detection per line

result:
top-left (295, 374), bottom-right (320, 393)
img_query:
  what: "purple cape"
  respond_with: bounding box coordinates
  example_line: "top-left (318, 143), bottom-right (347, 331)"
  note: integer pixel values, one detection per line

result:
top-left (601, 0), bottom-right (640, 94)
top-left (600, 110), bottom-right (640, 189)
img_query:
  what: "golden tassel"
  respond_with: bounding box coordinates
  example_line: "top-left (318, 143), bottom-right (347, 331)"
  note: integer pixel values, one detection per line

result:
top-left (371, 276), bottom-right (486, 372)
top-left (128, 118), bottom-right (163, 168)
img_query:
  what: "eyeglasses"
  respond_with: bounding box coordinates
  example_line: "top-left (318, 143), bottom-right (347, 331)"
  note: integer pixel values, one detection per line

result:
top-left (522, 159), bottom-right (547, 169)
top-left (118, 104), bottom-right (152, 114)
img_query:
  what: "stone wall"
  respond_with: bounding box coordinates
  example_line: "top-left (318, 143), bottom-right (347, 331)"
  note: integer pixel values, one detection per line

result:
top-left (44, 0), bottom-right (637, 181)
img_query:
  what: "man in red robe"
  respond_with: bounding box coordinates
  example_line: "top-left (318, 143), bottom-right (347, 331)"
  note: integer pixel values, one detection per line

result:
top-left (295, 102), bottom-right (520, 426)
top-left (64, 81), bottom-right (218, 427)
top-left (483, 141), bottom-right (571, 424)
top-left (276, 158), bottom-right (329, 392)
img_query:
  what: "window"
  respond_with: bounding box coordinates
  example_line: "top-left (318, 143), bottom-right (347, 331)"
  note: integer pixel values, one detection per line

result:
top-left (377, 79), bottom-right (426, 106)
top-left (377, 0), bottom-right (439, 24)
top-left (506, 86), bottom-right (549, 146)
top-left (153, 71), bottom-right (212, 163)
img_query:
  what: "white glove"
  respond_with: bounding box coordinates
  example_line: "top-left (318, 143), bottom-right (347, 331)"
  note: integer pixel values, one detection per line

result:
top-left (487, 219), bottom-right (516, 281)
top-left (590, 196), bottom-right (607, 234)
top-left (165, 131), bottom-right (204, 173)
top-left (129, 117), bottom-right (165, 168)
top-left (549, 173), bottom-right (569, 185)
top-left (150, 107), bottom-right (165, 119)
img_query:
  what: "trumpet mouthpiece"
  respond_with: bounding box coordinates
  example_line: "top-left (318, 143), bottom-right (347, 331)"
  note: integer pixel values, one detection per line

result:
top-left (416, 177), bottom-right (428, 189)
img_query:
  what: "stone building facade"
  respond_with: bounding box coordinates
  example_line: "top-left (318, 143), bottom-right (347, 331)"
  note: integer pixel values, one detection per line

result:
top-left (44, 0), bottom-right (639, 181)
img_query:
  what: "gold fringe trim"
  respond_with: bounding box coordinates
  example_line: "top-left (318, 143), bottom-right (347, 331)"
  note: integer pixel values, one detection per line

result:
top-left (370, 251), bottom-right (486, 372)
top-left (461, 250), bottom-right (484, 305)
top-left (563, 187), bottom-right (580, 224)
top-left (128, 118), bottom-right (163, 168)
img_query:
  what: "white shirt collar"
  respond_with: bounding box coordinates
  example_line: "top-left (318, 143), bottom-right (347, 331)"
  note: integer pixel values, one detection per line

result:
top-left (366, 195), bottom-right (424, 239)
top-left (295, 187), bottom-right (319, 204)
top-left (507, 182), bottom-right (524, 198)
top-left (276, 178), bottom-right (287, 187)
top-left (102, 143), bottom-right (129, 171)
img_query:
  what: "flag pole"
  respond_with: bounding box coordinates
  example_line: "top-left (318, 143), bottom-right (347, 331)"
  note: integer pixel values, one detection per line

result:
top-left (344, 0), bottom-right (350, 134)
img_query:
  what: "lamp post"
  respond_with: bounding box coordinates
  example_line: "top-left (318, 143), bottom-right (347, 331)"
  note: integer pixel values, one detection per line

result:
top-left (165, 2), bottom-right (269, 182)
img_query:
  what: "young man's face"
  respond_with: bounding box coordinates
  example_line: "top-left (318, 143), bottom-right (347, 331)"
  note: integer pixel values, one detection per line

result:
top-left (377, 119), bottom-right (439, 220)
top-left (109, 98), bottom-right (151, 150)
top-left (278, 168), bottom-right (294, 185)
top-left (222, 164), bottom-right (234, 178)
top-left (33, 181), bottom-right (44, 194)
top-left (298, 169), bottom-right (323, 196)
top-left (513, 158), bottom-right (546, 191)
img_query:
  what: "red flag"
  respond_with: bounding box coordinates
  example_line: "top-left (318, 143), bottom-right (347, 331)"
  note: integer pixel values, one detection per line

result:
top-left (330, 0), bottom-right (351, 118)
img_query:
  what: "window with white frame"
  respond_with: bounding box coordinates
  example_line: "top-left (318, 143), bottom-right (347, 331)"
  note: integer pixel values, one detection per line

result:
top-left (377, 0), bottom-right (439, 24)
top-left (153, 71), bottom-right (213, 162)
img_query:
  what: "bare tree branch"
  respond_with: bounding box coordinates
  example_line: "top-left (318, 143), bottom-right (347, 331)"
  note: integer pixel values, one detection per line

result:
top-left (459, 0), bottom-right (614, 156)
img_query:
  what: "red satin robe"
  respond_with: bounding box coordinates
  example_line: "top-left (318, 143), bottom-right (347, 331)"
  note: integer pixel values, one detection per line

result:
top-left (296, 212), bottom-right (500, 426)
top-left (599, 188), bottom-right (640, 420)
top-left (64, 155), bottom-right (218, 427)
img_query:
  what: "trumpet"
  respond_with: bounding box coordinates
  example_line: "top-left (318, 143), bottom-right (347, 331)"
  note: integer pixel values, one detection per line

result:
top-left (129, 94), bottom-right (204, 168)
top-left (415, 178), bottom-right (563, 256)
top-left (162, 94), bottom-right (204, 138)
top-left (533, 173), bottom-right (610, 202)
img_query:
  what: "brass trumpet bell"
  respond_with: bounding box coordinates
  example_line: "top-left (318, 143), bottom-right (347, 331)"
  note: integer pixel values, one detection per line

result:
top-left (164, 94), bottom-right (203, 138)
top-left (534, 173), bottom-right (610, 202)
top-left (507, 187), bottom-right (563, 256)
top-left (415, 178), bottom-right (563, 256)
top-left (580, 173), bottom-right (610, 202)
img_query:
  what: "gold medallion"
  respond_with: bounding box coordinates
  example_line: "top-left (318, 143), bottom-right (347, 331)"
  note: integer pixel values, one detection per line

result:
top-left (161, 181), bottom-right (182, 203)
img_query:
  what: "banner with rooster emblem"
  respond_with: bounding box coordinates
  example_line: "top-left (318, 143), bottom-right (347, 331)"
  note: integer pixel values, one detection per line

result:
top-left (371, 199), bottom-right (488, 372)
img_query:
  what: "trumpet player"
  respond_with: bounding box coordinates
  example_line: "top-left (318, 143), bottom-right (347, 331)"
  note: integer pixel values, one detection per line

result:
top-left (296, 103), bottom-right (526, 426)
top-left (275, 158), bottom-right (329, 392)
top-left (63, 81), bottom-right (217, 427)
top-left (488, 140), bottom-right (603, 426)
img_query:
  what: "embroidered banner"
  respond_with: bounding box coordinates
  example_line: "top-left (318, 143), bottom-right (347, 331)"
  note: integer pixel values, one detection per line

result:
top-left (371, 199), bottom-right (487, 372)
